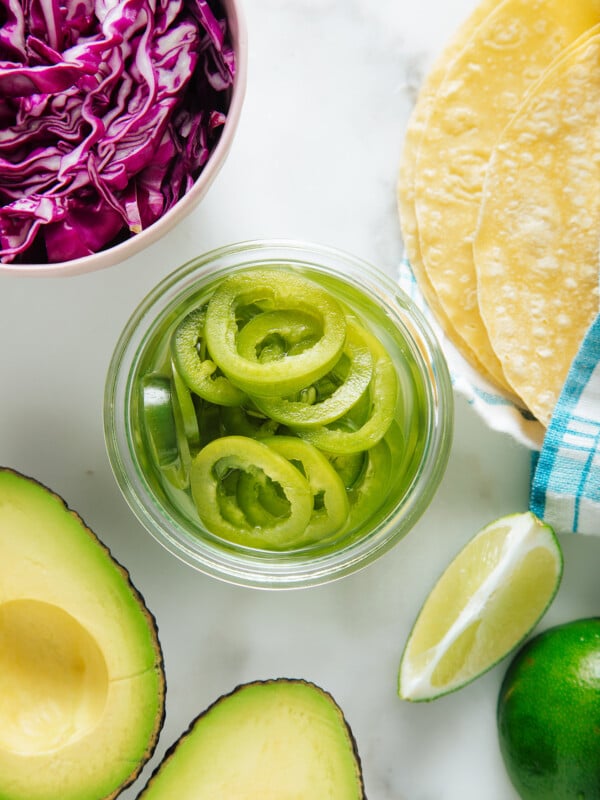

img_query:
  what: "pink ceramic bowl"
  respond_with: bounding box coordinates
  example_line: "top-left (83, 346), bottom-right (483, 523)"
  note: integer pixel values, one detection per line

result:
top-left (0, 0), bottom-right (247, 278)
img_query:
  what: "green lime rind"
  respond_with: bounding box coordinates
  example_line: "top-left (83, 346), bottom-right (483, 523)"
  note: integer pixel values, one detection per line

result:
top-left (397, 511), bottom-right (563, 703)
top-left (497, 617), bottom-right (600, 800)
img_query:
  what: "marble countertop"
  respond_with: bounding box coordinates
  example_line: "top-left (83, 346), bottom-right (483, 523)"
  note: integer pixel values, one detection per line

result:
top-left (1, 1), bottom-right (599, 798)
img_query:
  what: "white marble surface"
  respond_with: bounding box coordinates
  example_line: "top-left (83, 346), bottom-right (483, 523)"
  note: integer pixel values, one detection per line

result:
top-left (1, 1), bottom-right (599, 798)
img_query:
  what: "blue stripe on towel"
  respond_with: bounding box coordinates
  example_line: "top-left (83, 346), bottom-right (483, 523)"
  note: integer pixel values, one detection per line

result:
top-left (530, 314), bottom-right (600, 535)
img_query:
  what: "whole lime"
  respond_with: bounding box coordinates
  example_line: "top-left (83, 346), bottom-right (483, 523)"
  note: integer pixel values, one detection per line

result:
top-left (497, 618), bottom-right (600, 800)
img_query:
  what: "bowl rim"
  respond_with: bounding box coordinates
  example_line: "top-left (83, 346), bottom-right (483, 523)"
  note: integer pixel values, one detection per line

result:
top-left (104, 239), bottom-right (455, 589)
top-left (0, 0), bottom-right (248, 279)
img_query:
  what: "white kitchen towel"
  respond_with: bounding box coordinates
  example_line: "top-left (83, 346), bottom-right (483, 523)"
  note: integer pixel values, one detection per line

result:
top-left (530, 313), bottom-right (600, 536)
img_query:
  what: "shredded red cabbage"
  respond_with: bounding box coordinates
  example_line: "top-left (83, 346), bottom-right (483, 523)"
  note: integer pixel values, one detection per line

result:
top-left (0, 0), bottom-right (235, 263)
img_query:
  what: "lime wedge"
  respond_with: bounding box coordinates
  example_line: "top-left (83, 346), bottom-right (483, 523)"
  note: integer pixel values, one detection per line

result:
top-left (398, 512), bottom-right (563, 702)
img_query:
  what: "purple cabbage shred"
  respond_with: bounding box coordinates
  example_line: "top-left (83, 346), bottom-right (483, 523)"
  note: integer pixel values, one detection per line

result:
top-left (0, 0), bottom-right (235, 263)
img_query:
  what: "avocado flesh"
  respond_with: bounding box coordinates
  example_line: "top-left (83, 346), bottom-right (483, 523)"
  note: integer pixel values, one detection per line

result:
top-left (0, 469), bottom-right (165, 800)
top-left (137, 679), bottom-right (365, 800)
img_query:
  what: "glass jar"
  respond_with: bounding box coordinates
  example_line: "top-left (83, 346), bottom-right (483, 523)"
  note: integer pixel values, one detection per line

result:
top-left (104, 240), bottom-right (453, 588)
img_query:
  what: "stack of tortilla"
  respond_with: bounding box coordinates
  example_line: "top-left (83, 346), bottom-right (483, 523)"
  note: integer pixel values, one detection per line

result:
top-left (398, 0), bottom-right (600, 428)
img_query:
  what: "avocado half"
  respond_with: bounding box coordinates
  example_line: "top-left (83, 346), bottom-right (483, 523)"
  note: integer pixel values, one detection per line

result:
top-left (0, 468), bottom-right (165, 800)
top-left (137, 678), bottom-right (366, 799)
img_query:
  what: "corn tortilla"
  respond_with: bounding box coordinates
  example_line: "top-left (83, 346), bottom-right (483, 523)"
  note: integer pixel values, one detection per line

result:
top-left (473, 33), bottom-right (600, 427)
top-left (397, 0), bottom-right (503, 385)
top-left (412, 0), bottom-right (600, 394)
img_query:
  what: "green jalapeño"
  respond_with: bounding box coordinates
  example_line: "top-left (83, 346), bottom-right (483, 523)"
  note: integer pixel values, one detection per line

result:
top-left (129, 266), bottom-right (431, 554)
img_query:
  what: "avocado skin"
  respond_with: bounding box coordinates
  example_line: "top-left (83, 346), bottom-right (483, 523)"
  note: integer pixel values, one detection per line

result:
top-left (136, 678), bottom-right (367, 799)
top-left (0, 466), bottom-right (166, 800)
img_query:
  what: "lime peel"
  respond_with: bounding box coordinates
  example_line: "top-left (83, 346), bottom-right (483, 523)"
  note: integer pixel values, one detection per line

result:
top-left (398, 511), bottom-right (563, 702)
top-left (497, 617), bottom-right (600, 799)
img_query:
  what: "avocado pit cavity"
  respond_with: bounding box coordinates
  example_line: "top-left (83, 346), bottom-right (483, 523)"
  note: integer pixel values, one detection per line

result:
top-left (0, 598), bottom-right (109, 756)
